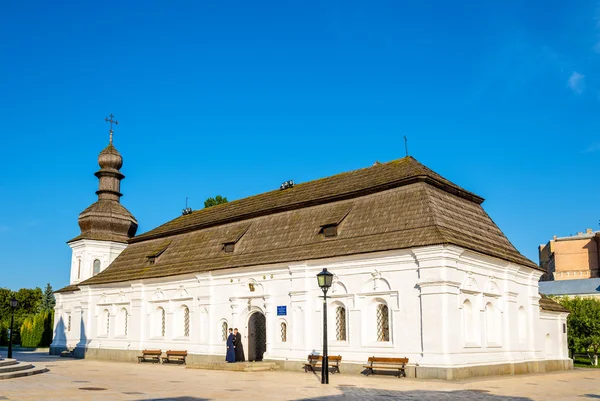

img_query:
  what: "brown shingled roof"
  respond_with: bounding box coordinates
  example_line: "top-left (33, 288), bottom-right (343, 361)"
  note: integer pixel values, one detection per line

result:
top-left (77, 157), bottom-right (540, 286)
top-left (131, 157), bottom-right (483, 243)
top-left (55, 284), bottom-right (80, 294)
top-left (539, 294), bottom-right (570, 313)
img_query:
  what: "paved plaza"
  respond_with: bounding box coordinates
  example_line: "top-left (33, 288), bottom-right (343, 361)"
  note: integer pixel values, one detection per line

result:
top-left (0, 351), bottom-right (599, 401)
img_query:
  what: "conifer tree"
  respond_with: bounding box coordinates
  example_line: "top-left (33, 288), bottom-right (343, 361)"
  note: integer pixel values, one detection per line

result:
top-left (40, 283), bottom-right (55, 312)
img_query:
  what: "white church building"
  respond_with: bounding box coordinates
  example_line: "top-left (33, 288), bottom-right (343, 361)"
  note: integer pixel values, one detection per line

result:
top-left (51, 132), bottom-right (571, 379)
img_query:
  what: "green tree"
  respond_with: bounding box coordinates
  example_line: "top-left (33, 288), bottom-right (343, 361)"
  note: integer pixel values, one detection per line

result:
top-left (0, 287), bottom-right (43, 346)
top-left (204, 195), bottom-right (228, 208)
top-left (556, 296), bottom-right (600, 366)
top-left (40, 283), bottom-right (56, 312)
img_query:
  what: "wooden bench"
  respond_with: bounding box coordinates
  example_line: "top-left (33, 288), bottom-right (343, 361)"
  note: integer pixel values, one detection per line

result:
top-left (137, 349), bottom-right (162, 363)
top-left (303, 354), bottom-right (342, 374)
top-left (363, 357), bottom-right (408, 377)
top-left (162, 350), bottom-right (188, 365)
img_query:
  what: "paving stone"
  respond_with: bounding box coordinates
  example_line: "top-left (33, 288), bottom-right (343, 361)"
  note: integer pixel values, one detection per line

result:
top-left (0, 351), bottom-right (598, 400)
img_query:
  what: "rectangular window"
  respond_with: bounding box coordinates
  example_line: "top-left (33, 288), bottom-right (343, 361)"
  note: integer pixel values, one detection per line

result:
top-left (222, 224), bottom-right (251, 253)
top-left (322, 225), bottom-right (338, 238)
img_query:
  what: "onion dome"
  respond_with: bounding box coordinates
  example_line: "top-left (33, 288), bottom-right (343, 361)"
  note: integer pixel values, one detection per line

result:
top-left (98, 144), bottom-right (123, 170)
top-left (68, 124), bottom-right (137, 244)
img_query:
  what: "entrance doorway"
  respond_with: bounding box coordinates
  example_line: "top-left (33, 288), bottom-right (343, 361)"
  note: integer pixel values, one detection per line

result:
top-left (247, 312), bottom-right (266, 362)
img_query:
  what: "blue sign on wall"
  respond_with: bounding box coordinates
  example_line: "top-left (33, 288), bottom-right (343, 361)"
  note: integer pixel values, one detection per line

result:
top-left (277, 306), bottom-right (287, 316)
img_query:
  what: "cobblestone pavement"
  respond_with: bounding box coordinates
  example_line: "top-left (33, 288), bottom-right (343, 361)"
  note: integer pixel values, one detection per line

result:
top-left (0, 351), bottom-right (599, 401)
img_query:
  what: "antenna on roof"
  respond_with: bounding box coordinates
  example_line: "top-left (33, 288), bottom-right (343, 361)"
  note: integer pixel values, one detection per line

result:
top-left (404, 135), bottom-right (409, 157)
top-left (182, 196), bottom-right (192, 215)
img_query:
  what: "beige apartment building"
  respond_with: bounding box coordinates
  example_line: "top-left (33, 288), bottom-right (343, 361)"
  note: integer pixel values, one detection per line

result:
top-left (539, 228), bottom-right (600, 281)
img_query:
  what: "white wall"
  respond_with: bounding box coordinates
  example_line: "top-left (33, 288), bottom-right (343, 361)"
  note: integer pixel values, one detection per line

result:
top-left (52, 244), bottom-right (569, 368)
top-left (68, 239), bottom-right (127, 285)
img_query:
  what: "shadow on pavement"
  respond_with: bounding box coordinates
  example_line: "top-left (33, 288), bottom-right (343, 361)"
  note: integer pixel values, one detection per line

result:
top-left (583, 395), bottom-right (600, 399)
top-left (132, 398), bottom-right (209, 401)
top-left (293, 386), bottom-right (535, 400)
top-left (3, 351), bottom-right (61, 364)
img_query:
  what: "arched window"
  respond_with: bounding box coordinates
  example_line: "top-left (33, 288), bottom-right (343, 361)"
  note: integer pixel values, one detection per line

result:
top-left (183, 306), bottom-right (190, 337)
top-left (155, 307), bottom-right (166, 337)
top-left (545, 333), bottom-right (552, 356)
top-left (462, 299), bottom-right (473, 343)
top-left (221, 321), bottom-right (228, 341)
top-left (376, 303), bottom-right (390, 342)
top-left (485, 302), bottom-right (496, 345)
top-left (280, 322), bottom-right (287, 342)
top-left (93, 259), bottom-right (101, 276)
top-left (77, 259), bottom-right (81, 279)
top-left (105, 309), bottom-right (110, 336)
top-left (336, 306), bottom-right (347, 341)
top-left (518, 306), bottom-right (526, 343)
top-left (118, 308), bottom-right (128, 336)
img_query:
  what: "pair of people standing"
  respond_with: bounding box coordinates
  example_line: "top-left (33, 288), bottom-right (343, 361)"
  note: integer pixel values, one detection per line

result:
top-left (226, 328), bottom-right (245, 363)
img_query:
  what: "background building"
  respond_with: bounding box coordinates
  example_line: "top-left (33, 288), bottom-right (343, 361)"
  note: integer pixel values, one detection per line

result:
top-left (539, 278), bottom-right (600, 299)
top-left (539, 230), bottom-right (600, 281)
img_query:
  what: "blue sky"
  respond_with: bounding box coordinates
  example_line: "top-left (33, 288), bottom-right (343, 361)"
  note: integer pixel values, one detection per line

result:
top-left (1, 1), bottom-right (599, 291)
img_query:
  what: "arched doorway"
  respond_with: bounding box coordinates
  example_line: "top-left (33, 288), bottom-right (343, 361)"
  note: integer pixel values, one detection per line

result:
top-left (247, 312), bottom-right (266, 362)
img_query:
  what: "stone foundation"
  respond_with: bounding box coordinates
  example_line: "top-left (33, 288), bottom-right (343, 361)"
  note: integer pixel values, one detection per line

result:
top-left (49, 347), bottom-right (573, 380)
top-left (413, 359), bottom-right (574, 380)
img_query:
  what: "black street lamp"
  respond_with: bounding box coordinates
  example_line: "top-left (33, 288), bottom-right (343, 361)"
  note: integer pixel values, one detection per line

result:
top-left (316, 268), bottom-right (334, 384)
top-left (7, 298), bottom-right (18, 359)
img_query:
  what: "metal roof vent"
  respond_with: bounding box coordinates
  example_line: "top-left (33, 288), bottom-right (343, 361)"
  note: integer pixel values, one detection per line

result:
top-left (182, 197), bottom-right (193, 215)
top-left (280, 180), bottom-right (294, 190)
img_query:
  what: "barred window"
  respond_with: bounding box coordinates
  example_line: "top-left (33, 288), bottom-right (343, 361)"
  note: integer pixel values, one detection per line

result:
top-left (67, 314), bottom-right (71, 332)
top-left (280, 322), bottom-right (287, 342)
top-left (376, 303), bottom-right (389, 342)
top-left (105, 310), bottom-right (110, 335)
top-left (184, 307), bottom-right (190, 337)
top-left (157, 307), bottom-right (166, 337)
top-left (124, 309), bottom-right (128, 336)
top-left (336, 306), bottom-right (347, 341)
top-left (221, 321), bottom-right (228, 341)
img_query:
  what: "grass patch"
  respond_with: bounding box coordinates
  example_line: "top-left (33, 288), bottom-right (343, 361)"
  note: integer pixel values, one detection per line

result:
top-left (574, 356), bottom-right (600, 368)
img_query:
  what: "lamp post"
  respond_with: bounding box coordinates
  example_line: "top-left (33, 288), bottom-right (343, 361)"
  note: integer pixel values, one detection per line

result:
top-left (7, 298), bottom-right (18, 359)
top-left (316, 268), bottom-right (333, 384)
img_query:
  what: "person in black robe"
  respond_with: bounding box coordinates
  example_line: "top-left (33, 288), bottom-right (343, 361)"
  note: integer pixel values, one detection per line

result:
top-left (233, 328), bottom-right (245, 362)
top-left (225, 328), bottom-right (235, 363)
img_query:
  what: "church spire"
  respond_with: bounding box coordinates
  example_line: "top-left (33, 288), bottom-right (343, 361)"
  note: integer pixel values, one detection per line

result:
top-left (95, 114), bottom-right (124, 201)
top-left (69, 115), bottom-right (138, 244)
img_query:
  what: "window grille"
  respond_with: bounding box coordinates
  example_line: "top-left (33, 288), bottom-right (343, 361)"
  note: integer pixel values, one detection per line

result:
top-left (123, 309), bottom-right (128, 336)
top-left (106, 310), bottom-right (110, 335)
top-left (67, 314), bottom-right (71, 332)
top-left (184, 307), bottom-right (190, 337)
top-left (336, 306), bottom-right (347, 341)
top-left (280, 322), bottom-right (287, 342)
top-left (221, 321), bottom-right (228, 341)
top-left (376, 303), bottom-right (389, 342)
top-left (160, 308), bottom-right (166, 337)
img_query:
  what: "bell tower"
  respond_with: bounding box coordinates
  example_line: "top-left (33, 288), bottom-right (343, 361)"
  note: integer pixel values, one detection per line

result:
top-left (67, 115), bottom-right (138, 284)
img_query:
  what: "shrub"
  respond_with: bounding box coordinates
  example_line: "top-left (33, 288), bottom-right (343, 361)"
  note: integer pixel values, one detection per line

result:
top-left (20, 311), bottom-right (53, 348)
